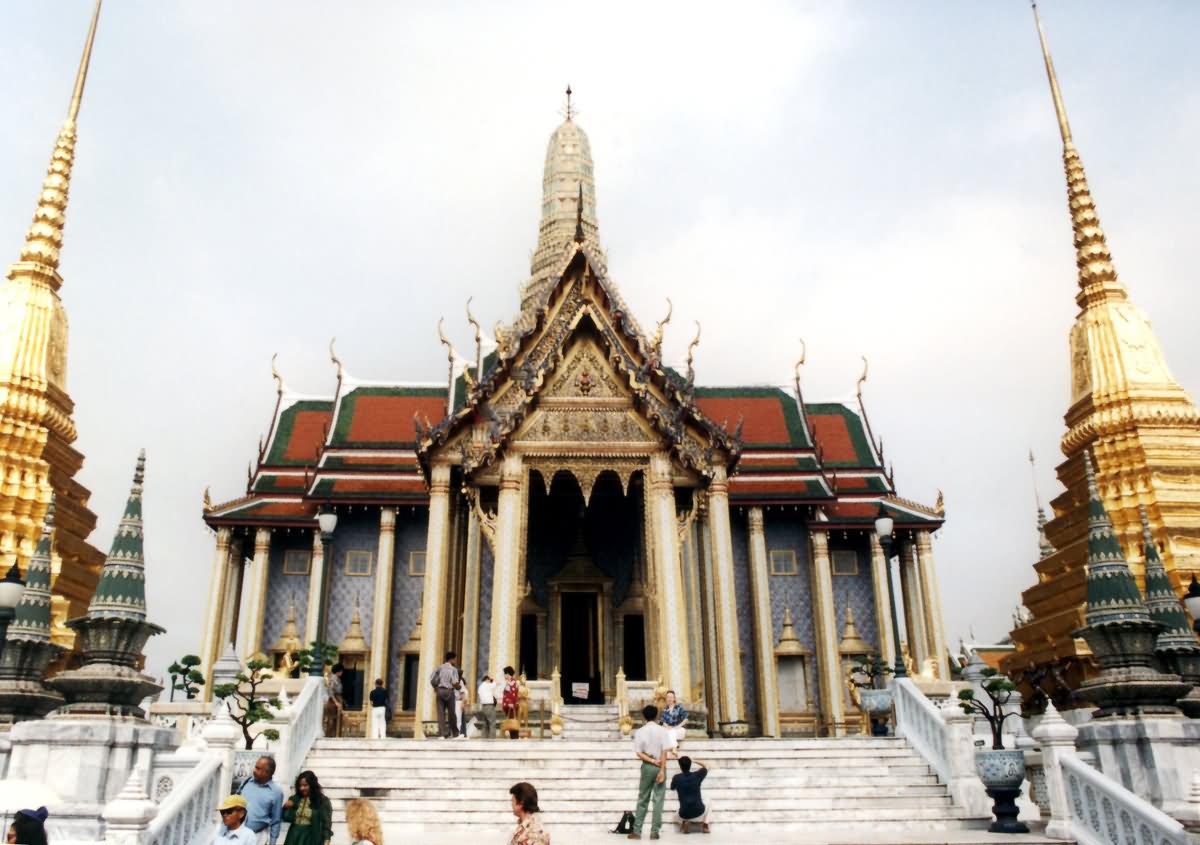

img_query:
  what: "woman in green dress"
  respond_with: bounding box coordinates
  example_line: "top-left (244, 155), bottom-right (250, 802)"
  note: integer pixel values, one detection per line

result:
top-left (282, 770), bottom-right (333, 845)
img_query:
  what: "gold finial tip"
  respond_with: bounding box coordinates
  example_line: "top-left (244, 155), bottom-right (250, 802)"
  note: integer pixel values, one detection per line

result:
top-left (68, 0), bottom-right (102, 122)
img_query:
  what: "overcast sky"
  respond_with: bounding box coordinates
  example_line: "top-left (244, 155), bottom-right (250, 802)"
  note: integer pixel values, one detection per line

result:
top-left (2, 2), bottom-right (1198, 683)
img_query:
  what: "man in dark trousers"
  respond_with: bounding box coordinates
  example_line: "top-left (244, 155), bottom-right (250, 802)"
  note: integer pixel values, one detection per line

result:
top-left (430, 650), bottom-right (461, 738)
top-left (670, 756), bottom-right (712, 834)
top-left (368, 678), bottom-right (389, 739)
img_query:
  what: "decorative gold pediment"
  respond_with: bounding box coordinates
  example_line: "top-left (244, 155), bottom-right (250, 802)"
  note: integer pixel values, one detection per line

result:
top-left (518, 408), bottom-right (658, 444)
top-left (545, 342), bottom-right (623, 399)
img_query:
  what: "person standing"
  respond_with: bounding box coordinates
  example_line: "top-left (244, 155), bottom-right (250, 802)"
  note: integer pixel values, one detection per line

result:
top-left (6, 808), bottom-right (48, 845)
top-left (236, 756), bottom-right (284, 845)
top-left (508, 782), bottom-right (551, 845)
top-left (628, 704), bottom-right (669, 840)
top-left (659, 690), bottom-right (687, 750)
top-left (454, 670), bottom-right (469, 738)
top-left (215, 796), bottom-right (256, 845)
top-left (368, 678), bottom-right (389, 739)
top-left (430, 650), bottom-right (461, 738)
top-left (669, 756), bottom-right (712, 834)
top-left (343, 798), bottom-right (384, 845)
top-left (324, 664), bottom-right (344, 738)
top-left (477, 673), bottom-right (498, 738)
top-left (281, 771), bottom-right (333, 845)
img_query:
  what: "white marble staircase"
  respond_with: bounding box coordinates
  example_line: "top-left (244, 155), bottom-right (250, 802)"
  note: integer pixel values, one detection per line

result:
top-left (302, 736), bottom-right (1030, 840)
top-left (560, 703), bottom-right (622, 740)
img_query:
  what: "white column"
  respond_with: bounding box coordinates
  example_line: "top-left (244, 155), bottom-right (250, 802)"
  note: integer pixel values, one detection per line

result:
top-left (648, 453), bottom-right (691, 697)
top-left (242, 527), bottom-right (273, 661)
top-left (809, 528), bottom-right (844, 734)
top-left (369, 507), bottom-right (397, 686)
top-left (488, 453), bottom-right (524, 682)
top-left (915, 529), bottom-right (950, 679)
top-left (460, 508), bottom-right (483, 689)
top-left (416, 462), bottom-right (453, 736)
top-left (747, 507), bottom-right (780, 737)
top-left (219, 536), bottom-right (244, 652)
top-left (869, 532), bottom-right (896, 668)
top-left (706, 463), bottom-right (743, 725)
top-left (304, 531), bottom-right (325, 645)
top-left (697, 505), bottom-right (722, 727)
top-left (200, 527), bottom-right (232, 694)
top-left (900, 539), bottom-right (929, 668)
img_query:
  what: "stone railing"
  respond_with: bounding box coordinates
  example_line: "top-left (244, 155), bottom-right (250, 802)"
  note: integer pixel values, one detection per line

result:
top-left (1031, 703), bottom-right (1188, 844)
top-left (266, 675), bottom-right (326, 787)
top-left (892, 678), bottom-right (991, 818)
top-left (148, 701), bottom-right (211, 746)
top-left (143, 754), bottom-right (224, 845)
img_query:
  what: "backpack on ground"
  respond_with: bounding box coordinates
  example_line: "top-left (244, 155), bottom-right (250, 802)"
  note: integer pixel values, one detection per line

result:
top-left (611, 810), bottom-right (635, 834)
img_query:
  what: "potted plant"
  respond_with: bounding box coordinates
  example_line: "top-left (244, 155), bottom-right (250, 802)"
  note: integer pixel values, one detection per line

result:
top-left (850, 654), bottom-right (894, 736)
top-left (958, 667), bottom-right (1028, 833)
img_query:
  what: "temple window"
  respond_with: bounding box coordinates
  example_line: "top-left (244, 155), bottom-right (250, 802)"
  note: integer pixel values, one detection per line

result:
top-left (831, 550), bottom-right (859, 577)
top-left (408, 550), bottom-right (426, 577)
top-left (283, 549), bottom-right (311, 576)
top-left (343, 550), bottom-right (373, 577)
top-left (769, 549), bottom-right (797, 576)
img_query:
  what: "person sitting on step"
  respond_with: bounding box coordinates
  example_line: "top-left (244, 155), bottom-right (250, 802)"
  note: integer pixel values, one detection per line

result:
top-left (670, 756), bottom-right (712, 834)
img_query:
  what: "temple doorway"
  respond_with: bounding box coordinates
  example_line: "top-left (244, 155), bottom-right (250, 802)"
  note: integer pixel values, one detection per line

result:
top-left (560, 590), bottom-right (602, 702)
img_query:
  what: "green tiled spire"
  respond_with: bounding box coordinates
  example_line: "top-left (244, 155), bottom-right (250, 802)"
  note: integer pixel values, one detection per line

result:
top-left (1139, 505), bottom-right (1199, 654)
top-left (87, 450), bottom-right (148, 620)
top-left (1082, 451), bottom-right (1153, 629)
top-left (7, 498), bottom-right (55, 643)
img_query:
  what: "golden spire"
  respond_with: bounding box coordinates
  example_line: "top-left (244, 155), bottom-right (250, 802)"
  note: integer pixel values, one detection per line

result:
top-left (1031, 2), bottom-right (1125, 310)
top-left (14, 0), bottom-right (102, 278)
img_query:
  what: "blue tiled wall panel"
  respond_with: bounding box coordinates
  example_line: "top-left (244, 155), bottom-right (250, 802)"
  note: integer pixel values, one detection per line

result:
top-left (326, 510), bottom-right (380, 650)
top-left (476, 542), bottom-right (495, 679)
top-left (764, 514), bottom-right (817, 710)
top-left (729, 516), bottom-right (758, 729)
top-left (260, 531), bottom-right (313, 653)
top-left (385, 508), bottom-right (430, 712)
top-left (829, 537), bottom-right (881, 653)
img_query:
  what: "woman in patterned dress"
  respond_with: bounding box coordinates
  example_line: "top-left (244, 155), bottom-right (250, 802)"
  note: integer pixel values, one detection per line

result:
top-left (281, 771), bottom-right (333, 845)
top-left (660, 690), bottom-right (688, 749)
top-left (508, 782), bottom-right (550, 845)
top-left (501, 666), bottom-right (519, 720)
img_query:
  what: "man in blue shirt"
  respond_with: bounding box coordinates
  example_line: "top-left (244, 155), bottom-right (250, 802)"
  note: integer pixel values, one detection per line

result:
top-left (236, 756), bottom-right (284, 845)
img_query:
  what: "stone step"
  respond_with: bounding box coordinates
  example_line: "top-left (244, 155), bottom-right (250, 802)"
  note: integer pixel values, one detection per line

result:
top-left (350, 807), bottom-right (972, 824)
top-left (325, 783), bottom-right (949, 797)
top-left (311, 737), bottom-right (906, 751)
top-left (325, 795), bottom-right (955, 811)
top-left (322, 774), bottom-right (943, 790)
top-left (361, 827), bottom-right (1061, 844)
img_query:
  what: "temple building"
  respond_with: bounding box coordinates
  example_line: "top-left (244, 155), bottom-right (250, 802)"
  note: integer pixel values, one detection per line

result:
top-left (200, 93), bottom-right (948, 738)
top-left (0, 3), bottom-right (106, 661)
top-left (1004, 7), bottom-right (1200, 702)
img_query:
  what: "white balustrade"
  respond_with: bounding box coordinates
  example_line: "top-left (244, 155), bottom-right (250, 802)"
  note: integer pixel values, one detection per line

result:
top-left (267, 676), bottom-right (326, 787)
top-left (143, 755), bottom-right (223, 845)
top-left (1061, 754), bottom-right (1187, 845)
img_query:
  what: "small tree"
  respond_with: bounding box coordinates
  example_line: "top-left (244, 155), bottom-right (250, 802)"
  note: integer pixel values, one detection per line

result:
top-left (958, 667), bottom-right (1020, 750)
top-left (849, 653), bottom-right (894, 690)
top-left (294, 640), bottom-right (338, 676)
top-left (213, 657), bottom-right (282, 750)
top-left (167, 654), bottom-right (204, 701)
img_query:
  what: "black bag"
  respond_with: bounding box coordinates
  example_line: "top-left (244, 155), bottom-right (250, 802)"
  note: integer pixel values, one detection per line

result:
top-left (612, 810), bottom-right (635, 834)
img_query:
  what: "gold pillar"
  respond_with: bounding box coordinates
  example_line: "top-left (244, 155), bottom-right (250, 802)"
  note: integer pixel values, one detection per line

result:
top-left (747, 507), bottom-right (780, 737)
top-left (304, 530), bottom-right (325, 645)
top-left (199, 526), bottom-right (232, 694)
top-left (706, 463), bottom-right (743, 723)
top-left (809, 528), bottom-right (844, 734)
top-left (648, 453), bottom-right (691, 697)
top-left (915, 529), bottom-right (950, 679)
top-left (869, 532), bottom-right (896, 668)
top-left (219, 536), bottom-right (245, 653)
top-left (242, 527), bottom-right (272, 661)
top-left (416, 462), bottom-right (453, 736)
top-left (460, 508), bottom-right (482, 689)
top-left (369, 507), bottom-right (397, 685)
top-left (697, 503), bottom-right (721, 728)
top-left (899, 539), bottom-right (929, 668)
top-left (488, 454), bottom-right (524, 682)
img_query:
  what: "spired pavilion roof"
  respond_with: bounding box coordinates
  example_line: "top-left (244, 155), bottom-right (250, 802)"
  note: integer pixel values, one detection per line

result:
top-left (205, 101), bottom-right (942, 533)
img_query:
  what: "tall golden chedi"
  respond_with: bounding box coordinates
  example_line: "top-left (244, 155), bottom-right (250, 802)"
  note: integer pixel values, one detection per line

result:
top-left (1005, 4), bottom-right (1200, 701)
top-left (0, 1), bottom-right (106, 656)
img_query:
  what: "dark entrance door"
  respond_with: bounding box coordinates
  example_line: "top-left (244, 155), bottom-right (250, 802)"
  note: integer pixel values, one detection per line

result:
top-left (561, 591), bottom-right (602, 702)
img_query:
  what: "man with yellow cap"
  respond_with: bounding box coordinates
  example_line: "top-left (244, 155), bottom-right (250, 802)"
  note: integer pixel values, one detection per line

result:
top-left (216, 795), bottom-right (256, 845)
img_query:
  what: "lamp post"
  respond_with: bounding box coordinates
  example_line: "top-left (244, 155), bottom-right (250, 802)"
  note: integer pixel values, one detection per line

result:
top-left (0, 561), bottom-right (28, 663)
top-left (874, 505), bottom-right (907, 679)
top-left (310, 506), bottom-right (338, 677)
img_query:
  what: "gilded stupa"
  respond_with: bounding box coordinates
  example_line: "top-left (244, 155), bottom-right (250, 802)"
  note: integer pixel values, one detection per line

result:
top-left (1004, 5), bottom-right (1200, 700)
top-left (0, 1), bottom-right (107, 658)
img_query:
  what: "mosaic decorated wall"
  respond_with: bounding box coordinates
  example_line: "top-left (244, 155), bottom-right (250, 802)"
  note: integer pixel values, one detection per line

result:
top-left (764, 514), bottom-right (817, 714)
top-left (259, 530), bottom-right (314, 655)
top-left (827, 534), bottom-right (880, 653)
top-left (385, 507), bottom-right (430, 712)
top-left (325, 510), bottom-right (380, 651)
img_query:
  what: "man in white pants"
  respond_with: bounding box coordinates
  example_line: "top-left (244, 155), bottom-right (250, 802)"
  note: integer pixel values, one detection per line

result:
top-left (368, 678), bottom-right (389, 739)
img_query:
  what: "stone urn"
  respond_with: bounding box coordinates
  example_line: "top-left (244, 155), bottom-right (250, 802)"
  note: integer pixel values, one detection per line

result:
top-left (975, 748), bottom-right (1025, 789)
top-left (858, 688), bottom-right (894, 737)
top-left (718, 720), bottom-right (749, 738)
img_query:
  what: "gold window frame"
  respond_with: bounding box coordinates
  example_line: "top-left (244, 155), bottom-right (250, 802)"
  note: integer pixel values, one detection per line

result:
top-left (283, 549), bottom-right (311, 576)
top-left (409, 550), bottom-right (426, 577)
top-left (769, 549), bottom-right (798, 576)
top-left (343, 549), bottom-right (373, 577)
top-left (831, 550), bottom-right (859, 577)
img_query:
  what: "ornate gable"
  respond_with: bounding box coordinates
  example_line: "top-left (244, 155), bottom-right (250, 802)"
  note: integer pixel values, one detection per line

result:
top-left (416, 246), bottom-right (740, 480)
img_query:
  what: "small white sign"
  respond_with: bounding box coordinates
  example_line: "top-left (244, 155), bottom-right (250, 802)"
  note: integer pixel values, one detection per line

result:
top-left (571, 682), bottom-right (589, 699)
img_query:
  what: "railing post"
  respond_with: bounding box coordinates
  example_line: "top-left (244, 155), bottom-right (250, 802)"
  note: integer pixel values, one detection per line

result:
top-left (942, 702), bottom-right (991, 818)
top-left (1031, 702), bottom-right (1079, 840)
top-left (202, 698), bottom-right (241, 791)
top-left (102, 768), bottom-right (157, 845)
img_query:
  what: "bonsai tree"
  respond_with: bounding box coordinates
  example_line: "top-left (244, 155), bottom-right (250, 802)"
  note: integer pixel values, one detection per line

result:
top-left (958, 667), bottom-right (1020, 750)
top-left (849, 653), bottom-right (894, 690)
top-left (213, 657), bottom-right (282, 750)
top-left (167, 654), bottom-right (204, 701)
top-left (294, 640), bottom-right (338, 676)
